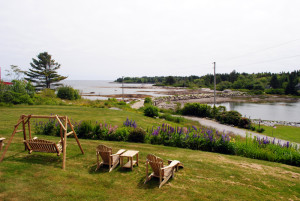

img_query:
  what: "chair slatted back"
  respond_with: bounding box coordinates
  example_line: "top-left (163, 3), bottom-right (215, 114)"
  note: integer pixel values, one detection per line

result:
top-left (147, 154), bottom-right (164, 177)
top-left (96, 144), bottom-right (112, 163)
top-left (25, 139), bottom-right (60, 153)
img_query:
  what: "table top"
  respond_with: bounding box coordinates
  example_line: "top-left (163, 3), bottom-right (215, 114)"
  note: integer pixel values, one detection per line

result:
top-left (121, 150), bottom-right (139, 157)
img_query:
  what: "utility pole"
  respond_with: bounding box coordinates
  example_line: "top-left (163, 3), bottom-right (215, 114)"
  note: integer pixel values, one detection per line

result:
top-left (122, 76), bottom-right (124, 101)
top-left (213, 62), bottom-right (216, 106)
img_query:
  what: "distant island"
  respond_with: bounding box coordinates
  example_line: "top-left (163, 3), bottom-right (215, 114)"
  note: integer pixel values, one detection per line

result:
top-left (115, 70), bottom-right (300, 96)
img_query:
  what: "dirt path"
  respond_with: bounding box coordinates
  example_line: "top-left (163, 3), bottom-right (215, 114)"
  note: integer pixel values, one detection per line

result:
top-left (131, 100), bottom-right (144, 109)
top-left (184, 116), bottom-right (299, 147)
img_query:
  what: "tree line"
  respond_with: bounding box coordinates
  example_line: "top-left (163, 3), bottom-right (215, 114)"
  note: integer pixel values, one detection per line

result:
top-left (115, 70), bottom-right (300, 95)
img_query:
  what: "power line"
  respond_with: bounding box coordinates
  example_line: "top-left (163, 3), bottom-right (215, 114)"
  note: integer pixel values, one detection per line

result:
top-left (237, 54), bottom-right (300, 67)
top-left (221, 38), bottom-right (300, 62)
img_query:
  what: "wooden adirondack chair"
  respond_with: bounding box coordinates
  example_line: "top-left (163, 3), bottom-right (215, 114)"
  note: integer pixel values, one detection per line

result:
top-left (95, 144), bottom-right (126, 172)
top-left (144, 154), bottom-right (184, 188)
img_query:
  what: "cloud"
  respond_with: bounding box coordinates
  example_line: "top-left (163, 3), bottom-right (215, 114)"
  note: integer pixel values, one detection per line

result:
top-left (0, 0), bottom-right (299, 80)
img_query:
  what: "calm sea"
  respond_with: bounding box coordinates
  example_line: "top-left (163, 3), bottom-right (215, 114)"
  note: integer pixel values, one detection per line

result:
top-left (61, 80), bottom-right (299, 122)
top-left (211, 102), bottom-right (300, 122)
top-left (60, 80), bottom-right (171, 100)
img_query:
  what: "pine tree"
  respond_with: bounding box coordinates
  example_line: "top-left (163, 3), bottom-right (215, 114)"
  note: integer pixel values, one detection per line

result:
top-left (25, 52), bottom-right (67, 89)
top-left (270, 74), bottom-right (280, 89)
top-left (285, 71), bottom-right (297, 95)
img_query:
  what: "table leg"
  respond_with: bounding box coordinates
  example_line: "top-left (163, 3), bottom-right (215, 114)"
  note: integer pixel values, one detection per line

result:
top-left (120, 156), bottom-right (123, 168)
top-left (130, 157), bottom-right (133, 170)
top-left (136, 153), bottom-right (139, 166)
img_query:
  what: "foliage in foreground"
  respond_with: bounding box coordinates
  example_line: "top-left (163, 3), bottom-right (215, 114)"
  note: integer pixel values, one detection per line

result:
top-left (34, 118), bottom-right (300, 167)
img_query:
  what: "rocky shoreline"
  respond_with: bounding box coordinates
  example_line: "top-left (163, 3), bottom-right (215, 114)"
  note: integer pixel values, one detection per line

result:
top-left (251, 119), bottom-right (300, 127)
top-left (153, 91), bottom-right (247, 105)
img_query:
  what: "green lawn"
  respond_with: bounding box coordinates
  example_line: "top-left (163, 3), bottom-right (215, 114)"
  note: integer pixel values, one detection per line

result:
top-left (0, 105), bottom-right (300, 200)
top-left (253, 124), bottom-right (300, 144)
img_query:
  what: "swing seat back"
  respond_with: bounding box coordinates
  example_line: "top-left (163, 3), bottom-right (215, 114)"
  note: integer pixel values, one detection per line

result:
top-left (24, 139), bottom-right (62, 156)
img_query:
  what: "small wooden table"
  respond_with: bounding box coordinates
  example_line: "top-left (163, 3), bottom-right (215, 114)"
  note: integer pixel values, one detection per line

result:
top-left (120, 150), bottom-right (139, 170)
top-left (0, 138), bottom-right (5, 151)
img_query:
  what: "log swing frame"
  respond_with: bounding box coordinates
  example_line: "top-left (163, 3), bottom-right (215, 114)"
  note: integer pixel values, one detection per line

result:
top-left (0, 114), bottom-right (84, 170)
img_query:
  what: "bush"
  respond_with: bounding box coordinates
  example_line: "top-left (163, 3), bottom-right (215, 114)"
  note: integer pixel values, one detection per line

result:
top-left (40, 88), bottom-right (56, 98)
top-left (238, 117), bottom-right (251, 129)
top-left (144, 105), bottom-right (159, 117)
top-left (216, 111), bottom-right (242, 126)
top-left (57, 86), bottom-right (81, 100)
top-left (144, 97), bottom-right (152, 105)
top-left (114, 127), bottom-right (130, 141)
top-left (181, 103), bottom-right (212, 117)
top-left (0, 80), bottom-right (35, 105)
top-left (265, 88), bottom-right (285, 95)
top-left (128, 127), bottom-right (146, 143)
top-left (159, 113), bottom-right (185, 123)
top-left (256, 128), bottom-right (265, 133)
top-left (77, 121), bottom-right (93, 139)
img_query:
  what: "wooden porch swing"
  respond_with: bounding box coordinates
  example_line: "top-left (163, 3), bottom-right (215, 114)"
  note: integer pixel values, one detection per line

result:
top-left (0, 114), bottom-right (84, 170)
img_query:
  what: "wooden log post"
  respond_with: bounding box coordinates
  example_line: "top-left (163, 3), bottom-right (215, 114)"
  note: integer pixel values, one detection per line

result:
top-left (62, 116), bottom-right (67, 170)
top-left (22, 115), bottom-right (27, 150)
top-left (0, 121), bottom-right (22, 162)
top-left (67, 118), bottom-right (84, 154)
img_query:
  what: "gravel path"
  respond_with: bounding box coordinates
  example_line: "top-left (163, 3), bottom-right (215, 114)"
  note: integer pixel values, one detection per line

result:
top-left (184, 116), bottom-right (299, 147)
top-left (131, 100), bottom-right (144, 109)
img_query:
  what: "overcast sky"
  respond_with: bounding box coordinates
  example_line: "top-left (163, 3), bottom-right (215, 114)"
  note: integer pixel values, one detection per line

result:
top-left (0, 0), bottom-right (300, 80)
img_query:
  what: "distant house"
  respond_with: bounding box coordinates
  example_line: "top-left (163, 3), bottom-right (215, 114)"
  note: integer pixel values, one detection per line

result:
top-left (0, 67), bottom-right (13, 85)
top-left (1, 81), bottom-right (13, 85)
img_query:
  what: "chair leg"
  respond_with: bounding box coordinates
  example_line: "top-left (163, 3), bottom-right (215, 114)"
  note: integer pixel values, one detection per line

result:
top-left (159, 174), bottom-right (172, 188)
top-left (109, 161), bottom-right (119, 172)
top-left (144, 173), bottom-right (154, 184)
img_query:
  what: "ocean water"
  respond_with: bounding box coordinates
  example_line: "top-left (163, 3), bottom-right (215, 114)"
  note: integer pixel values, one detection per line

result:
top-left (211, 102), bottom-right (300, 122)
top-left (61, 80), bottom-right (299, 122)
top-left (60, 80), bottom-right (172, 100)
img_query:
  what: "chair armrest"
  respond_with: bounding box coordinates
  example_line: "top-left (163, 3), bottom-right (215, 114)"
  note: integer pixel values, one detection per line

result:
top-left (0, 138), bottom-right (5, 141)
top-left (114, 149), bottom-right (126, 155)
top-left (161, 165), bottom-right (175, 170)
top-left (161, 160), bottom-right (180, 170)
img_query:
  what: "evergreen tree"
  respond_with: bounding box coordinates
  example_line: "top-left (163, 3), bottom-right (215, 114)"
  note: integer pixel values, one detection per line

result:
top-left (270, 74), bottom-right (280, 89)
top-left (285, 71), bottom-right (298, 95)
top-left (25, 52), bottom-right (67, 89)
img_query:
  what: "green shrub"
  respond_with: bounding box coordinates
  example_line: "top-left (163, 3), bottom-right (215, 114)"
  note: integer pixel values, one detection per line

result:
top-left (40, 88), bottom-right (56, 98)
top-left (144, 97), bottom-right (152, 105)
top-left (238, 117), bottom-right (251, 129)
top-left (57, 86), bottom-right (81, 100)
top-left (256, 128), bottom-right (265, 133)
top-left (216, 111), bottom-right (242, 126)
top-left (128, 127), bottom-right (146, 143)
top-left (77, 121), bottom-right (93, 139)
top-left (114, 127), bottom-right (130, 141)
top-left (159, 113), bottom-right (185, 123)
top-left (181, 103), bottom-right (212, 117)
top-left (265, 88), bottom-right (285, 95)
top-left (144, 105), bottom-right (159, 117)
top-left (0, 80), bottom-right (35, 105)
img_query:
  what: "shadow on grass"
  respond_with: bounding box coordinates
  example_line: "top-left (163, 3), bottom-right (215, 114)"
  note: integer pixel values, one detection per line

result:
top-left (137, 176), bottom-right (170, 189)
top-left (88, 164), bottom-right (110, 174)
top-left (8, 153), bottom-right (62, 169)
